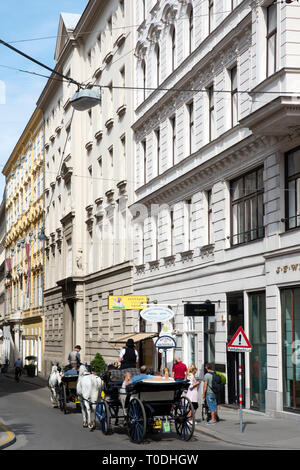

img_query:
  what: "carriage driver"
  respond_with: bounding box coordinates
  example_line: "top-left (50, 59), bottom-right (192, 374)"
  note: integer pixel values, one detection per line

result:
top-left (68, 345), bottom-right (81, 369)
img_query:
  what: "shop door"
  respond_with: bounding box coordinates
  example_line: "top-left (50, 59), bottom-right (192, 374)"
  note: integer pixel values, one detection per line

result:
top-left (281, 287), bottom-right (300, 412)
top-left (227, 293), bottom-right (245, 406)
top-left (249, 292), bottom-right (267, 412)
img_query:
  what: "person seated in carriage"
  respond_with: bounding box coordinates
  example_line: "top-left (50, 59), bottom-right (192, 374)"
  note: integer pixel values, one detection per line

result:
top-left (122, 366), bottom-right (174, 388)
top-left (63, 362), bottom-right (79, 376)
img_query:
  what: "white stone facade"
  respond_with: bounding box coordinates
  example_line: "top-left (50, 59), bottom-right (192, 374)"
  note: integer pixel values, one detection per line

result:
top-left (37, 0), bottom-right (136, 374)
top-left (132, 0), bottom-right (300, 416)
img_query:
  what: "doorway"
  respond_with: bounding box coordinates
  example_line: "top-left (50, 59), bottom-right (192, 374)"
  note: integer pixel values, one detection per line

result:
top-left (227, 292), bottom-right (245, 406)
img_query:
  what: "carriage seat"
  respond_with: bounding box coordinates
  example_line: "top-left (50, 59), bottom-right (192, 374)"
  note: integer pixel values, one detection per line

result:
top-left (106, 368), bottom-right (139, 387)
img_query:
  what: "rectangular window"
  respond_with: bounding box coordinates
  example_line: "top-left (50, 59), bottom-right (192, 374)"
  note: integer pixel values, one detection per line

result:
top-left (285, 148), bottom-right (300, 230)
top-left (267, 2), bottom-right (277, 77)
top-left (188, 101), bottom-right (194, 155)
top-left (207, 190), bottom-right (213, 244)
top-left (170, 116), bottom-right (176, 165)
top-left (231, 66), bottom-right (238, 127)
top-left (231, 167), bottom-right (264, 245)
top-left (186, 199), bottom-right (192, 250)
top-left (281, 287), bottom-right (300, 412)
top-left (208, 0), bottom-right (214, 34)
top-left (208, 85), bottom-right (215, 142)
top-left (154, 128), bottom-right (160, 176)
top-left (141, 140), bottom-right (147, 184)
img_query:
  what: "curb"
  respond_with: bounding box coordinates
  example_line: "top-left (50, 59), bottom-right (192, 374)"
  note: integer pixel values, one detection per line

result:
top-left (0, 422), bottom-right (16, 449)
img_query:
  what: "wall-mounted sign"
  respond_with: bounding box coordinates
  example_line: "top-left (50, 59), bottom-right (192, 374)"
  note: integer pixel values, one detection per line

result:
top-left (108, 296), bottom-right (147, 310)
top-left (140, 306), bottom-right (174, 323)
top-left (155, 335), bottom-right (176, 349)
top-left (184, 303), bottom-right (215, 316)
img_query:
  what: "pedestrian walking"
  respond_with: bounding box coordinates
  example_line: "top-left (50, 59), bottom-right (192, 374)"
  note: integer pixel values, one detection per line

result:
top-left (172, 356), bottom-right (187, 381)
top-left (202, 363), bottom-right (219, 425)
top-left (14, 358), bottom-right (23, 382)
top-left (186, 365), bottom-right (200, 416)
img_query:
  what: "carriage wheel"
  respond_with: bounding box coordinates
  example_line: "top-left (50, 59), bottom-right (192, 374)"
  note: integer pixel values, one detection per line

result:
top-left (59, 384), bottom-right (67, 414)
top-left (96, 400), bottom-right (111, 435)
top-left (174, 396), bottom-right (195, 441)
top-left (127, 398), bottom-right (146, 444)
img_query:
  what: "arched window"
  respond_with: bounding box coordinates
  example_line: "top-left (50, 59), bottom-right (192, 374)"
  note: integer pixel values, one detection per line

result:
top-left (155, 43), bottom-right (160, 87)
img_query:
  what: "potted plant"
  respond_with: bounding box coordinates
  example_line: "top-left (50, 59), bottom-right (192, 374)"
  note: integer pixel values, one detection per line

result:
top-left (24, 356), bottom-right (37, 377)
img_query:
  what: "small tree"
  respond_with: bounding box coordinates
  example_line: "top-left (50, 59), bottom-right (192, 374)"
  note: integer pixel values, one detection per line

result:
top-left (90, 352), bottom-right (106, 375)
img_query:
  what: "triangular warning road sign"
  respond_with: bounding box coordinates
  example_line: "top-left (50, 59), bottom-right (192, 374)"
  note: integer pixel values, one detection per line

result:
top-left (227, 326), bottom-right (252, 352)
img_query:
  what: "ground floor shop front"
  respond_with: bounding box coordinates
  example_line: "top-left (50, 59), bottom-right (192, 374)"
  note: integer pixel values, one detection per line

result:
top-left (133, 247), bottom-right (300, 418)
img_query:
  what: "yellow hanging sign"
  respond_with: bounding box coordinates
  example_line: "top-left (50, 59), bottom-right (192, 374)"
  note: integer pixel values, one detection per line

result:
top-left (108, 295), bottom-right (148, 310)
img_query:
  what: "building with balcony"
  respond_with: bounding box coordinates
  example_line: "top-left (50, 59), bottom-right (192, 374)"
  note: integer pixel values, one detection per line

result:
top-left (2, 108), bottom-right (44, 373)
top-left (132, 0), bottom-right (300, 417)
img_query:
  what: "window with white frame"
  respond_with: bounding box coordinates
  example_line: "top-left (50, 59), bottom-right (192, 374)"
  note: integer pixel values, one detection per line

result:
top-left (207, 85), bottom-right (215, 142)
top-left (266, 1), bottom-right (277, 77)
top-left (188, 4), bottom-right (194, 54)
top-left (154, 128), bottom-right (160, 177)
top-left (170, 115), bottom-right (176, 166)
top-left (231, 167), bottom-right (264, 245)
top-left (155, 43), bottom-right (160, 87)
top-left (187, 101), bottom-right (194, 155)
top-left (231, 65), bottom-right (238, 127)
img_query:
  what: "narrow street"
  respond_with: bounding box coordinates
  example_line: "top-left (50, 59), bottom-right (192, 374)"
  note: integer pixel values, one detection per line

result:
top-left (0, 374), bottom-right (252, 452)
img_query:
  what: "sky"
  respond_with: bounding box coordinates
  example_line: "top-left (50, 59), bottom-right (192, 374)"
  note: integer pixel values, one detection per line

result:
top-left (0, 0), bottom-right (87, 199)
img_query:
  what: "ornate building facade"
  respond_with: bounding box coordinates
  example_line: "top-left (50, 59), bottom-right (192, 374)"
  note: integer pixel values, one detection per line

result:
top-left (132, 0), bottom-right (300, 417)
top-left (2, 108), bottom-right (44, 372)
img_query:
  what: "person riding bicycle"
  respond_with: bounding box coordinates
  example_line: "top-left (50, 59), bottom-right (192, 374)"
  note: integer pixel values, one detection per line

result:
top-left (14, 358), bottom-right (23, 381)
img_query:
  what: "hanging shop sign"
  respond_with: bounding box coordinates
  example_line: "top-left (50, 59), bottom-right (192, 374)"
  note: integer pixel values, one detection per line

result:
top-left (184, 303), bottom-right (215, 316)
top-left (108, 296), bottom-right (147, 310)
top-left (155, 335), bottom-right (176, 349)
top-left (140, 306), bottom-right (174, 323)
top-left (159, 321), bottom-right (173, 337)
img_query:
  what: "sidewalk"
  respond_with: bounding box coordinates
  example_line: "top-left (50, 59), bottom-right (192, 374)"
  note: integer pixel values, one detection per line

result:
top-left (195, 405), bottom-right (300, 449)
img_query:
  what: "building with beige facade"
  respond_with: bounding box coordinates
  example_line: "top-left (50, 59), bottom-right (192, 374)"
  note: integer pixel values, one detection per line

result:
top-left (0, 196), bottom-right (5, 361)
top-left (2, 108), bottom-right (44, 373)
top-left (37, 0), bottom-right (137, 375)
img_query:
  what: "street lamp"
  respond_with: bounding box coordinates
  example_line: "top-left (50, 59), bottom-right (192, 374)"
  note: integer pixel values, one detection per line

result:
top-left (70, 88), bottom-right (101, 111)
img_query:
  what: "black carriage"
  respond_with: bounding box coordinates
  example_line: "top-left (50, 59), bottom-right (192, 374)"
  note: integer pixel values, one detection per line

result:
top-left (96, 368), bottom-right (195, 443)
top-left (58, 372), bottom-right (81, 414)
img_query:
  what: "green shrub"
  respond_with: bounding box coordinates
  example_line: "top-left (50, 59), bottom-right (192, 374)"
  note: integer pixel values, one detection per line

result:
top-left (90, 352), bottom-right (106, 375)
top-left (216, 371), bottom-right (226, 385)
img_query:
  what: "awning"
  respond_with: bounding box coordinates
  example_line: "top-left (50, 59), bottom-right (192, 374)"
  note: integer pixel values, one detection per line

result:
top-left (108, 332), bottom-right (158, 344)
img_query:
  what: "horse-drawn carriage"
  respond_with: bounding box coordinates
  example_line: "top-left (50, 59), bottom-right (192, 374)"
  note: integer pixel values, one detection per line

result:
top-left (96, 368), bottom-right (195, 443)
top-left (58, 372), bottom-right (82, 414)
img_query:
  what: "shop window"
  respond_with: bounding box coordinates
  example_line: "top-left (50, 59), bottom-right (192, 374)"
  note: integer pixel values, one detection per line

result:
top-left (281, 287), bottom-right (300, 412)
top-left (230, 166), bottom-right (264, 245)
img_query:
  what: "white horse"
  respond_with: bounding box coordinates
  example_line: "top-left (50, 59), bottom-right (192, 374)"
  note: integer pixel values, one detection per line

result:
top-left (76, 364), bottom-right (102, 430)
top-left (48, 364), bottom-right (62, 408)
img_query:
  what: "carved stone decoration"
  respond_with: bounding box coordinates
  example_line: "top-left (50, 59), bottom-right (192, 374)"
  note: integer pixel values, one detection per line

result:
top-left (161, 2), bottom-right (178, 24)
top-left (147, 22), bottom-right (163, 43)
top-left (134, 40), bottom-right (148, 60)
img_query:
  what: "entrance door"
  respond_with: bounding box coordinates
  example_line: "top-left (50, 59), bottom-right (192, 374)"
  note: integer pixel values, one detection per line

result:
top-left (249, 292), bottom-right (267, 412)
top-left (227, 293), bottom-right (245, 406)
